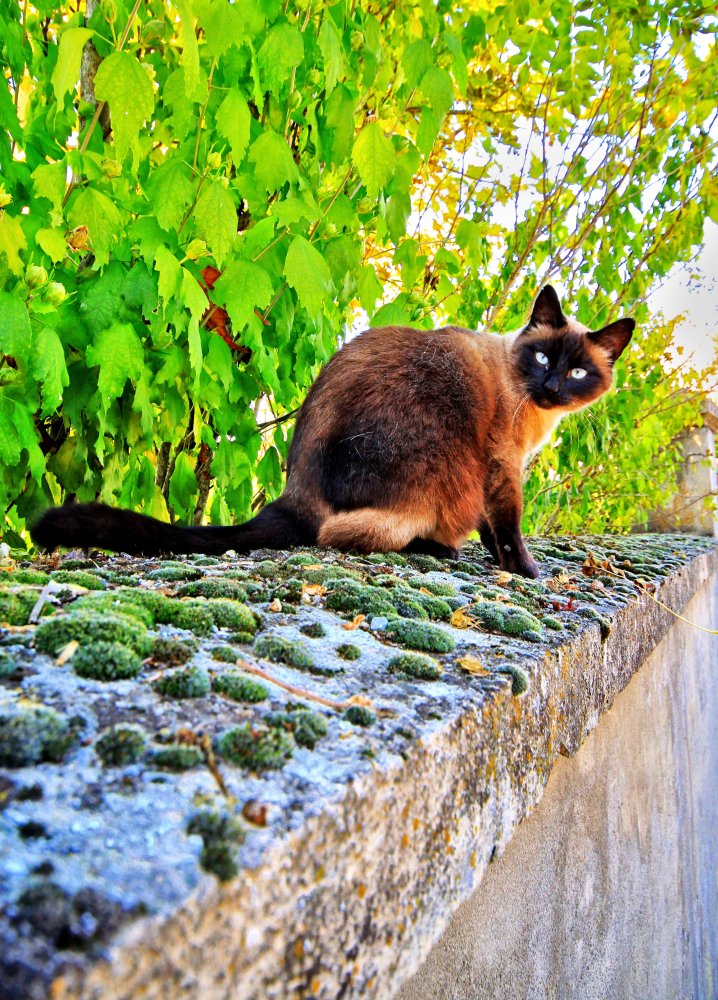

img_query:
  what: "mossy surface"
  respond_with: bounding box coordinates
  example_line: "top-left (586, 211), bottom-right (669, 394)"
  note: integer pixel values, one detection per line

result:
top-left (95, 725), bottom-right (147, 765)
top-left (186, 810), bottom-right (244, 882)
top-left (34, 610), bottom-right (152, 657)
top-left (176, 579), bottom-right (247, 600)
top-left (216, 723), bottom-right (295, 770)
top-left (0, 653), bottom-right (17, 678)
top-left (154, 665), bottom-right (210, 699)
top-left (0, 589), bottom-right (39, 626)
top-left (148, 744), bottom-right (203, 770)
top-left (151, 637), bottom-right (198, 665)
top-left (343, 705), bottom-right (376, 726)
top-left (212, 671), bottom-right (269, 703)
top-left (147, 565), bottom-right (203, 583)
top-left (74, 593), bottom-right (155, 627)
top-left (266, 710), bottom-right (328, 749)
top-left (0, 705), bottom-right (76, 766)
top-left (388, 653), bottom-right (443, 680)
top-left (472, 601), bottom-right (544, 643)
top-left (300, 622), bottom-right (326, 638)
top-left (253, 633), bottom-right (314, 671)
top-left (72, 641), bottom-right (143, 681)
top-left (336, 643), bottom-right (361, 661)
top-left (384, 617), bottom-right (456, 653)
top-left (50, 570), bottom-right (107, 591)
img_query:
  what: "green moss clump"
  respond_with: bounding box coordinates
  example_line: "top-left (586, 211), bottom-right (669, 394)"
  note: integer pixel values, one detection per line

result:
top-left (266, 709), bottom-right (328, 748)
top-left (147, 564), bottom-right (203, 582)
top-left (35, 610), bottom-right (152, 656)
top-left (212, 671), bottom-right (269, 703)
top-left (343, 705), bottom-right (376, 727)
top-left (95, 725), bottom-right (147, 765)
top-left (407, 578), bottom-right (456, 597)
top-left (0, 705), bottom-right (76, 767)
top-left (8, 569), bottom-right (50, 585)
top-left (74, 592), bottom-right (155, 627)
top-left (472, 601), bottom-right (544, 643)
top-left (209, 645), bottom-right (240, 663)
top-left (253, 560), bottom-right (285, 579)
top-left (176, 578), bottom-right (247, 600)
top-left (412, 594), bottom-right (453, 621)
top-left (302, 565), bottom-right (363, 584)
top-left (154, 665), bottom-right (210, 698)
top-left (189, 555), bottom-right (220, 567)
top-left (198, 599), bottom-right (257, 633)
top-left (500, 664), bottom-right (530, 695)
top-left (267, 578), bottom-right (305, 604)
top-left (388, 652), bottom-right (442, 680)
top-left (336, 643), bottom-right (360, 661)
top-left (148, 744), bottom-right (203, 770)
top-left (253, 633), bottom-right (314, 670)
top-left (406, 554), bottom-right (445, 572)
top-left (151, 636), bottom-right (198, 665)
top-left (50, 570), bottom-right (107, 591)
top-left (186, 810), bottom-right (244, 882)
top-left (384, 617), bottom-right (455, 653)
top-left (72, 641), bottom-right (144, 681)
top-left (325, 580), bottom-right (397, 618)
top-left (365, 552), bottom-right (408, 566)
top-left (284, 552), bottom-right (318, 566)
top-left (576, 606), bottom-right (611, 640)
top-left (0, 653), bottom-right (17, 677)
top-left (300, 622), bottom-right (326, 638)
top-left (0, 589), bottom-right (39, 626)
top-left (542, 615), bottom-right (564, 631)
top-left (394, 598), bottom-right (430, 620)
top-left (216, 723), bottom-right (294, 770)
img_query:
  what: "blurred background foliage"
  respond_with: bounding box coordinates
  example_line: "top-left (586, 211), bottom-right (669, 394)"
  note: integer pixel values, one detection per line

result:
top-left (0, 0), bottom-right (717, 549)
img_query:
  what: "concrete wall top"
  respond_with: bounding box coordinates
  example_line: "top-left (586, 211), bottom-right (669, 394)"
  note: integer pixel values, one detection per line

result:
top-left (0, 534), bottom-right (716, 999)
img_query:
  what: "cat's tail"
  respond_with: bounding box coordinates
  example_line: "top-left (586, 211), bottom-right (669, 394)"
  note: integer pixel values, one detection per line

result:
top-left (30, 499), bottom-right (316, 557)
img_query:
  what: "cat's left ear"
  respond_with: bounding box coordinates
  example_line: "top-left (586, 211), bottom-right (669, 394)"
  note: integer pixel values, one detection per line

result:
top-left (588, 319), bottom-right (635, 364)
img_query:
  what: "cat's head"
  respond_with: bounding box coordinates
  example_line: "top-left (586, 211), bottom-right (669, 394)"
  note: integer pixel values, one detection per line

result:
top-left (513, 285), bottom-right (634, 411)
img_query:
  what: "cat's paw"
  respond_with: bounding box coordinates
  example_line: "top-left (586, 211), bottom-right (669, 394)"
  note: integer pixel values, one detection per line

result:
top-left (500, 547), bottom-right (539, 579)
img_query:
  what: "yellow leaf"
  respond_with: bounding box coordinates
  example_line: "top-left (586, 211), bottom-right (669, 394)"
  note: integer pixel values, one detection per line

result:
top-left (346, 694), bottom-right (373, 707)
top-left (495, 571), bottom-right (512, 585)
top-left (450, 608), bottom-right (474, 629)
top-left (342, 613), bottom-right (365, 630)
top-left (302, 583), bottom-right (327, 597)
top-left (419, 587), bottom-right (432, 595)
top-left (267, 598), bottom-right (282, 612)
top-left (457, 655), bottom-right (489, 676)
top-left (56, 640), bottom-right (79, 666)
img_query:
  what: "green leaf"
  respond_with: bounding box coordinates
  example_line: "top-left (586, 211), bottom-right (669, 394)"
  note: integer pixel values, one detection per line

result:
top-left (215, 91), bottom-right (251, 167)
top-left (196, 0), bottom-right (261, 57)
top-left (94, 52), bottom-right (154, 163)
top-left (402, 39), bottom-right (433, 88)
top-left (248, 131), bottom-right (300, 193)
top-left (0, 213), bottom-right (27, 275)
top-left (283, 236), bottom-right (335, 317)
top-left (145, 159), bottom-right (195, 232)
top-left (180, 269), bottom-right (207, 385)
top-left (214, 259), bottom-right (274, 332)
top-left (67, 187), bottom-right (121, 268)
top-left (52, 26), bottom-right (94, 101)
top-left (352, 121), bottom-right (396, 199)
top-left (30, 327), bottom-right (69, 416)
top-left (318, 18), bottom-right (343, 95)
top-left (0, 396), bottom-right (44, 479)
top-left (154, 245), bottom-right (182, 310)
top-left (168, 451), bottom-right (199, 519)
top-left (356, 264), bottom-right (383, 313)
top-left (36, 228), bottom-right (68, 263)
top-left (257, 23), bottom-right (304, 96)
top-left (176, 0), bottom-right (201, 96)
top-left (192, 180), bottom-right (237, 266)
top-left (32, 163), bottom-right (66, 226)
top-left (256, 445), bottom-right (282, 498)
top-left (420, 67), bottom-right (454, 121)
top-left (86, 322), bottom-right (145, 401)
top-left (0, 292), bottom-right (32, 359)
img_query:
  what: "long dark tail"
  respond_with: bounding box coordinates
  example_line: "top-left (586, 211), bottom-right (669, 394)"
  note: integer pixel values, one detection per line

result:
top-left (30, 499), bottom-right (316, 557)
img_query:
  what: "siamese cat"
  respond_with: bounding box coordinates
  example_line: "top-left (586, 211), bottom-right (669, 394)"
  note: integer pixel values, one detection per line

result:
top-left (32, 286), bottom-right (634, 578)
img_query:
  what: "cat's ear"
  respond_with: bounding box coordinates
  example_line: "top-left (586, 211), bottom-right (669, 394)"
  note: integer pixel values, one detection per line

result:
top-left (527, 285), bottom-right (567, 329)
top-left (588, 319), bottom-right (635, 364)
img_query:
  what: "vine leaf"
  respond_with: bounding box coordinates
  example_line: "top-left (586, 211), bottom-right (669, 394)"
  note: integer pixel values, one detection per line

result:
top-left (0, 214), bottom-right (27, 275)
top-left (214, 260), bottom-right (273, 335)
top-left (145, 160), bottom-right (195, 232)
top-left (30, 327), bottom-right (69, 416)
top-left (51, 27), bottom-right (94, 101)
top-left (352, 122), bottom-right (396, 199)
top-left (192, 181), bottom-right (237, 266)
top-left (67, 188), bottom-right (121, 267)
top-left (169, 451), bottom-right (199, 519)
top-left (94, 52), bottom-right (155, 164)
top-left (257, 24), bottom-right (304, 95)
top-left (0, 292), bottom-right (32, 358)
top-left (283, 236), bottom-right (335, 317)
top-left (216, 91), bottom-right (251, 167)
top-left (86, 322), bottom-right (144, 401)
top-left (248, 132), bottom-right (300, 194)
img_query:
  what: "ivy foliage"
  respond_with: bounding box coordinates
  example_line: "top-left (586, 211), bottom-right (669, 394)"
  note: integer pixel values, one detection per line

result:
top-left (0, 0), bottom-right (716, 547)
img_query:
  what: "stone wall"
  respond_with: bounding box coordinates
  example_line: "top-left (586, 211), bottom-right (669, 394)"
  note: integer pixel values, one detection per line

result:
top-left (397, 573), bottom-right (718, 1000)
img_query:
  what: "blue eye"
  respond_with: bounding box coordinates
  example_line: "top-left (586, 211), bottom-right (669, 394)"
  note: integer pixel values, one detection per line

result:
top-left (570, 368), bottom-right (587, 379)
top-left (535, 351), bottom-right (549, 366)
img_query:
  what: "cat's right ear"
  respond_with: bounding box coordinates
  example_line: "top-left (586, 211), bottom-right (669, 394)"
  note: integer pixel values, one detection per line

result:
top-left (527, 285), bottom-right (567, 329)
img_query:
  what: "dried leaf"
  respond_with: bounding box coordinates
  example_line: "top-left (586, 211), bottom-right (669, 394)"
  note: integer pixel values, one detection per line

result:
top-left (56, 640), bottom-right (79, 666)
top-left (242, 800), bottom-right (269, 826)
top-left (450, 608), bottom-right (474, 629)
top-left (302, 583), bottom-right (326, 597)
top-left (267, 598), bottom-right (282, 612)
top-left (456, 655), bottom-right (489, 676)
top-left (419, 587), bottom-right (432, 595)
top-left (67, 224), bottom-right (89, 250)
top-left (495, 571), bottom-right (512, 585)
top-left (342, 613), bottom-right (365, 631)
top-left (345, 694), bottom-right (373, 707)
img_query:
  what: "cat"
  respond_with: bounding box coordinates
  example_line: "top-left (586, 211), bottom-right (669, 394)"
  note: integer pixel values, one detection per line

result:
top-left (31, 286), bottom-right (634, 578)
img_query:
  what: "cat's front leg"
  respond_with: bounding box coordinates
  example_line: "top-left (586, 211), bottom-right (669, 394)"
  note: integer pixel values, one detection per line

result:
top-left (484, 466), bottom-right (539, 579)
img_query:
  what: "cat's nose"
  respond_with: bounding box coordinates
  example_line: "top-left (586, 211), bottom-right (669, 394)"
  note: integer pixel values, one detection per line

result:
top-left (544, 374), bottom-right (560, 394)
